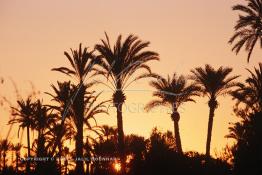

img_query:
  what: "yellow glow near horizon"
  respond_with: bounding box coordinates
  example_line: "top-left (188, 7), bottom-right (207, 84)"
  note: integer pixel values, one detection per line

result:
top-left (113, 162), bottom-right (121, 172)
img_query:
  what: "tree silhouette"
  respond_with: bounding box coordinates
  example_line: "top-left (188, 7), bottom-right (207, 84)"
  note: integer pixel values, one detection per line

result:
top-left (48, 80), bottom-right (108, 175)
top-left (227, 111), bottom-right (262, 175)
top-left (145, 73), bottom-right (200, 153)
top-left (52, 44), bottom-right (99, 175)
top-left (190, 65), bottom-right (239, 157)
top-left (12, 143), bottom-right (22, 173)
top-left (231, 63), bottom-right (262, 113)
top-left (0, 139), bottom-right (12, 171)
top-left (9, 97), bottom-right (35, 174)
top-left (229, 0), bottom-right (262, 62)
top-left (95, 33), bottom-right (159, 173)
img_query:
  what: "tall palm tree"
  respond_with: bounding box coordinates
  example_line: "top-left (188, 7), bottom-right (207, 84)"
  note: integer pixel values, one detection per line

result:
top-left (231, 63), bottom-right (262, 113)
top-left (52, 44), bottom-right (98, 175)
top-left (145, 73), bottom-right (200, 153)
top-left (229, 0), bottom-right (262, 62)
top-left (190, 65), bottom-right (239, 157)
top-left (9, 97), bottom-right (35, 173)
top-left (95, 33), bottom-right (159, 172)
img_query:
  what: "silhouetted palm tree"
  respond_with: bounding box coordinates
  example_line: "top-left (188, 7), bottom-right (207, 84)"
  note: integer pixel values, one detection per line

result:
top-left (48, 80), bottom-right (108, 175)
top-left (31, 99), bottom-right (57, 174)
top-left (145, 73), bottom-right (200, 153)
top-left (9, 97), bottom-right (35, 173)
top-left (190, 65), bottom-right (239, 157)
top-left (46, 81), bottom-right (75, 174)
top-left (12, 143), bottom-right (22, 173)
top-left (231, 63), bottom-right (262, 113)
top-left (229, 0), bottom-right (262, 62)
top-left (0, 139), bottom-right (12, 170)
top-left (52, 44), bottom-right (98, 175)
top-left (95, 33), bottom-right (159, 172)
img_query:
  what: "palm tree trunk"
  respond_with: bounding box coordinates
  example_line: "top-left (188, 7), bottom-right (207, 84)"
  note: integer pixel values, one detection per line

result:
top-left (116, 103), bottom-right (125, 174)
top-left (174, 120), bottom-right (183, 153)
top-left (58, 144), bottom-right (62, 175)
top-left (75, 85), bottom-right (85, 175)
top-left (85, 162), bottom-right (90, 175)
top-left (206, 106), bottom-right (216, 157)
top-left (0, 152), bottom-right (2, 171)
top-left (75, 121), bottom-right (84, 175)
top-left (26, 126), bottom-right (30, 174)
top-left (3, 153), bottom-right (6, 170)
top-left (16, 153), bottom-right (19, 173)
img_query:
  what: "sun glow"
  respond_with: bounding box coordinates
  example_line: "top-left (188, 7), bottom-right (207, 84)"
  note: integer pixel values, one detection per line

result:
top-left (113, 162), bottom-right (121, 172)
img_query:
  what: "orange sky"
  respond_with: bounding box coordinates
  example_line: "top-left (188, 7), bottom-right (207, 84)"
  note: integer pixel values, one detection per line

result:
top-left (0, 0), bottom-right (261, 156)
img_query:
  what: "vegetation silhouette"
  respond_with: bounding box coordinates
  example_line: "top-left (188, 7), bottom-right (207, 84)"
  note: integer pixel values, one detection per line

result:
top-left (95, 33), bottom-right (159, 174)
top-left (190, 65), bottom-right (239, 158)
top-left (0, 30), bottom-right (261, 175)
top-left (52, 43), bottom-right (102, 175)
top-left (229, 0), bottom-right (262, 62)
top-left (145, 73), bottom-right (200, 153)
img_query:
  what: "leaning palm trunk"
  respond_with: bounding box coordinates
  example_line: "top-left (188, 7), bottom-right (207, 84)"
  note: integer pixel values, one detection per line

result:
top-left (26, 126), bottom-right (30, 173)
top-left (172, 111), bottom-right (183, 153)
top-left (74, 85), bottom-right (85, 175)
top-left (205, 98), bottom-right (217, 157)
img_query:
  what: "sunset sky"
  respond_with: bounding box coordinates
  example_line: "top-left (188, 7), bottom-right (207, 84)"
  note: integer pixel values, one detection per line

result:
top-left (0, 0), bottom-right (261, 156)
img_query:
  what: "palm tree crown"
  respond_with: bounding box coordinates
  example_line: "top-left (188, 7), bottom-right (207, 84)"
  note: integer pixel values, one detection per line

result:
top-left (229, 0), bottom-right (262, 62)
top-left (145, 73), bottom-right (200, 110)
top-left (191, 65), bottom-right (239, 103)
top-left (95, 33), bottom-right (159, 96)
top-left (231, 63), bottom-right (262, 113)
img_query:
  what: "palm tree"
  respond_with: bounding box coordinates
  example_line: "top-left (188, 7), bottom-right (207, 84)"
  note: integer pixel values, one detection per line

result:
top-left (145, 73), bottom-right (200, 153)
top-left (52, 44), bottom-right (98, 175)
top-left (12, 143), bottom-right (22, 173)
top-left (190, 65), bottom-right (239, 157)
top-left (47, 80), bottom-right (108, 175)
top-left (0, 139), bottom-right (12, 170)
top-left (229, 0), bottom-right (262, 62)
top-left (46, 81), bottom-right (75, 156)
top-left (231, 63), bottom-right (262, 113)
top-left (9, 97), bottom-right (35, 173)
top-left (95, 33), bottom-right (159, 172)
top-left (33, 100), bottom-right (55, 154)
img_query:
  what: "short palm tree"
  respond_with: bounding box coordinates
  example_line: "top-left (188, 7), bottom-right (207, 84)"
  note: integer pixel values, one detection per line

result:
top-left (12, 143), bottom-right (22, 173)
top-left (0, 139), bottom-right (12, 170)
top-left (190, 65), bottom-right (239, 157)
top-left (47, 80), bottom-right (108, 175)
top-left (9, 97), bottom-right (35, 173)
top-left (52, 44), bottom-right (98, 175)
top-left (231, 63), bottom-right (262, 113)
top-left (95, 33), bottom-right (159, 172)
top-left (145, 73), bottom-right (200, 153)
top-left (229, 0), bottom-right (262, 62)
top-left (33, 100), bottom-right (56, 156)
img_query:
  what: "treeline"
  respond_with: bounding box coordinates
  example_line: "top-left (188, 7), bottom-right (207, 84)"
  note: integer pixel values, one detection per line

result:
top-left (0, 32), bottom-right (261, 175)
